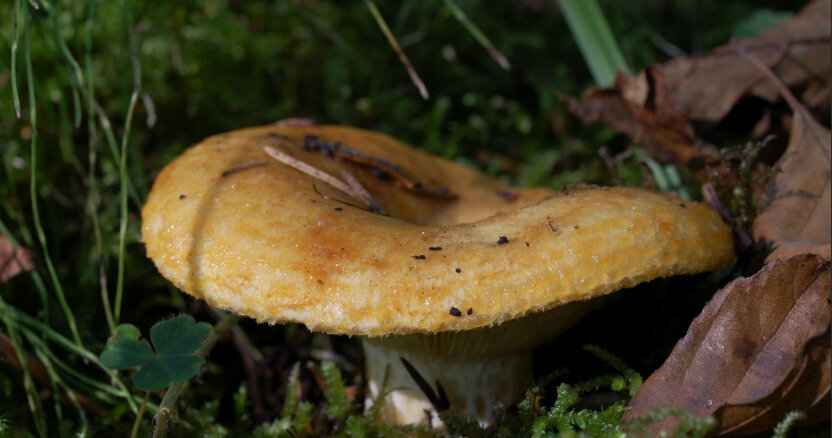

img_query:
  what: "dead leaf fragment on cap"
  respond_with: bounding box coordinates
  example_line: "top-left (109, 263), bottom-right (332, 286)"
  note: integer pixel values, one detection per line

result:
top-left (754, 111), bottom-right (831, 262)
top-left (623, 254), bottom-right (831, 436)
top-left (0, 235), bottom-right (34, 283)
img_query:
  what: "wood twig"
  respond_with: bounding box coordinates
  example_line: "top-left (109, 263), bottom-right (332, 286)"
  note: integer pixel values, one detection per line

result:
top-left (303, 135), bottom-right (455, 199)
top-left (263, 146), bottom-right (374, 210)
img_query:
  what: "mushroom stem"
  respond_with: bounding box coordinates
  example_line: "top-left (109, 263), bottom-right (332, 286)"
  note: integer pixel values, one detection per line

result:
top-left (361, 299), bottom-right (600, 426)
top-left (363, 337), bottom-right (533, 426)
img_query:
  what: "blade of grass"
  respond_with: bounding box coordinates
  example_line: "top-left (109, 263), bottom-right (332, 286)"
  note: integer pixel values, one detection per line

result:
top-left (83, 0), bottom-right (115, 334)
top-left (21, 328), bottom-right (124, 403)
top-left (114, 0), bottom-right (142, 324)
top-left (39, 0), bottom-right (85, 129)
top-left (441, 0), bottom-right (511, 70)
top-left (31, 347), bottom-right (64, 429)
top-left (153, 312), bottom-right (239, 436)
top-left (0, 299), bottom-right (140, 413)
top-left (11, 0), bottom-right (22, 118)
top-left (2, 323), bottom-right (47, 437)
top-left (23, 5), bottom-right (84, 348)
top-left (556, 0), bottom-right (630, 86)
top-left (364, 0), bottom-right (429, 99)
top-left (131, 392), bottom-right (150, 438)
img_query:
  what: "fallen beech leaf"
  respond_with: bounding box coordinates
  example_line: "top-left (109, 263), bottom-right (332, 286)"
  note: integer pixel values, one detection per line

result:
top-left (623, 254), bottom-right (831, 436)
top-left (565, 67), bottom-right (706, 167)
top-left (566, 0), bottom-right (830, 168)
top-left (753, 111), bottom-right (831, 262)
top-left (661, 0), bottom-right (830, 124)
top-left (0, 235), bottom-right (34, 282)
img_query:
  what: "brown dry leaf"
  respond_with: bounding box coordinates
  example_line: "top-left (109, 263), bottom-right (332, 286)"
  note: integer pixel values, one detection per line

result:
top-left (565, 0), bottom-right (831, 167)
top-left (622, 254), bottom-right (831, 436)
top-left (0, 234), bottom-right (34, 282)
top-left (662, 0), bottom-right (831, 124)
top-left (565, 67), bottom-right (707, 167)
top-left (753, 111), bottom-right (831, 262)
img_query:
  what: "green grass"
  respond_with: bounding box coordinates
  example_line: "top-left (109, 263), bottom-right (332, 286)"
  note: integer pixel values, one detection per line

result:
top-left (0, 0), bottom-right (817, 436)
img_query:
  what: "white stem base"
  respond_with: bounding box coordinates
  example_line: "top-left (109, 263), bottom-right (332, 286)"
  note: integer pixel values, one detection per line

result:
top-left (362, 337), bottom-right (532, 426)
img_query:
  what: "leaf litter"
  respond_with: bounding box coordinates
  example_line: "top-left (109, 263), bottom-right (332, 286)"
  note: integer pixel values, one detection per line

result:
top-left (0, 234), bottom-right (33, 283)
top-left (565, 0), bottom-right (830, 170)
top-left (565, 1), bottom-right (831, 434)
top-left (623, 255), bottom-right (831, 436)
top-left (753, 109), bottom-right (831, 262)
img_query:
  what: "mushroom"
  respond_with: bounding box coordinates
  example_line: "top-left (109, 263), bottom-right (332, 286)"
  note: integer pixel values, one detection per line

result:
top-left (141, 124), bottom-right (734, 425)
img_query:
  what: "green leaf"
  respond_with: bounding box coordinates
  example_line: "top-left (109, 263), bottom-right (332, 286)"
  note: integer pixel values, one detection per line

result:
top-left (114, 323), bottom-right (141, 340)
top-left (133, 355), bottom-right (206, 392)
top-left (100, 337), bottom-right (155, 370)
top-left (100, 316), bottom-right (212, 391)
top-left (150, 314), bottom-right (212, 357)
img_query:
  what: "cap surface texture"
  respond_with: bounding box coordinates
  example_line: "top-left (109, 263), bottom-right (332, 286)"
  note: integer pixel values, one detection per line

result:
top-left (141, 124), bottom-right (735, 336)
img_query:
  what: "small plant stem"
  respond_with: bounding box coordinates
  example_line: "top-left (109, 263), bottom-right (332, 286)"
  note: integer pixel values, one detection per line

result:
top-left (31, 348), bottom-right (64, 427)
top-left (131, 392), bottom-right (151, 438)
top-left (773, 411), bottom-right (807, 438)
top-left (114, 0), bottom-right (142, 324)
top-left (2, 323), bottom-right (47, 437)
top-left (39, 0), bottom-right (84, 128)
top-left (0, 299), bottom-right (140, 413)
top-left (442, 0), bottom-right (511, 70)
top-left (23, 5), bottom-right (84, 348)
top-left (153, 312), bottom-right (240, 436)
top-left (364, 0), bottom-right (429, 99)
top-left (18, 328), bottom-right (118, 408)
top-left (82, 0), bottom-right (115, 333)
top-left (154, 382), bottom-right (184, 438)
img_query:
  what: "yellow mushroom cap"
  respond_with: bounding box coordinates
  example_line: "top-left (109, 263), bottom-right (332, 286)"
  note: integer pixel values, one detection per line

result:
top-left (141, 124), bottom-right (734, 336)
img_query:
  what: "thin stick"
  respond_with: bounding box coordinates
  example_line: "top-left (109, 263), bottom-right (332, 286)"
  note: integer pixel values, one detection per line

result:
top-left (154, 313), bottom-right (239, 436)
top-left (263, 146), bottom-right (369, 208)
top-left (341, 171), bottom-right (385, 215)
top-left (364, 0), bottom-right (429, 99)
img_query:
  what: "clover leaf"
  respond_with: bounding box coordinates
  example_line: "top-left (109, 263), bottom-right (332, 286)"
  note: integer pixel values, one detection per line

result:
top-left (100, 315), bottom-right (212, 391)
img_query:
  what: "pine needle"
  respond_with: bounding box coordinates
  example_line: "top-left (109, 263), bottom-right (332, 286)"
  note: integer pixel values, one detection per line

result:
top-left (364, 0), bottom-right (429, 99)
